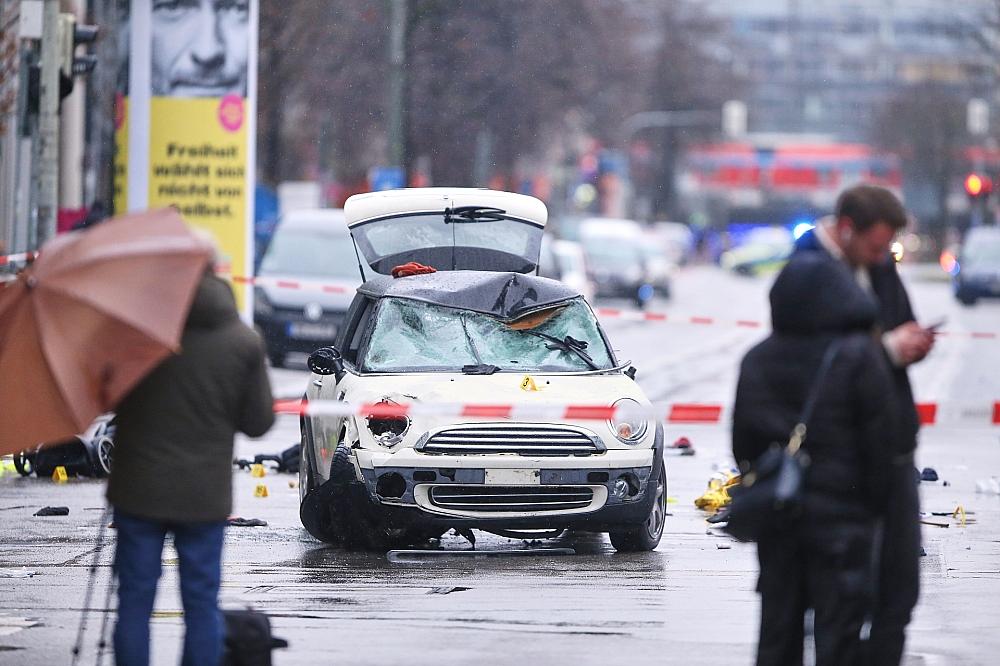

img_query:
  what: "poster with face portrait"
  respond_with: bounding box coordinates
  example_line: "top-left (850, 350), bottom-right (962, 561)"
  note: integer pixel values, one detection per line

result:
top-left (126, 0), bottom-right (258, 319)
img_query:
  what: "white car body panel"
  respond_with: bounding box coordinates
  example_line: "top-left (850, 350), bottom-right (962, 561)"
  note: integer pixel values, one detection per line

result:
top-left (345, 188), bottom-right (548, 228)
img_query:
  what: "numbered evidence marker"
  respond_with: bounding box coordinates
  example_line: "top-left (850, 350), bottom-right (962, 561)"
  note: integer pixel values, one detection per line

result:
top-left (52, 466), bottom-right (69, 483)
top-left (254, 484), bottom-right (269, 498)
top-left (520, 375), bottom-right (540, 392)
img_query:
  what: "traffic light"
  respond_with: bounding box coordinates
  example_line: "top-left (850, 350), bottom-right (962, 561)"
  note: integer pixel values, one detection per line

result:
top-left (964, 173), bottom-right (992, 198)
top-left (57, 14), bottom-right (98, 100)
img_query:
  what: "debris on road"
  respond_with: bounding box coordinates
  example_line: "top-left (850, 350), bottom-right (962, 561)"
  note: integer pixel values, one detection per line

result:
top-left (920, 467), bottom-right (939, 482)
top-left (668, 436), bottom-right (696, 456)
top-left (33, 506), bottom-right (69, 517)
top-left (228, 517), bottom-right (268, 527)
top-left (234, 445), bottom-right (300, 474)
top-left (427, 586), bottom-right (471, 595)
top-left (0, 569), bottom-right (37, 579)
top-left (694, 471), bottom-right (740, 512)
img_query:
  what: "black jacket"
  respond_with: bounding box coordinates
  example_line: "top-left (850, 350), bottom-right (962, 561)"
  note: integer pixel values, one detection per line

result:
top-left (794, 228), bottom-right (920, 451)
top-left (107, 273), bottom-right (275, 522)
top-left (732, 253), bottom-right (899, 521)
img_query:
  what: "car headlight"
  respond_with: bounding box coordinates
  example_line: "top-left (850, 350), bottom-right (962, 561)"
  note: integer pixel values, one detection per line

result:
top-left (253, 286), bottom-right (272, 316)
top-left (366, 399), bottom-right (410, 447)
top-left (608, 398), bottom-right (648, 443)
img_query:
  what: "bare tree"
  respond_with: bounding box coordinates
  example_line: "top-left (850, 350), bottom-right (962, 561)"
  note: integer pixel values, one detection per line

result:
top-left (255, 0), bottom-right (733, 203)
top-left (873, 82), bottom-right (968, 246)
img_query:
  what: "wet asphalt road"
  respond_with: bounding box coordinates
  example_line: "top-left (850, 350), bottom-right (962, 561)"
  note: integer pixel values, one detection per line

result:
top-left (1, 265), bottom-right (999, 665)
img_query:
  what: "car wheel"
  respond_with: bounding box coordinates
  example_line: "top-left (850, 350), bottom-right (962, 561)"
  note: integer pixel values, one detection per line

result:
top-left (13, 449), bottom-right (34, 477)
top-left (94, 436), bottom-right (114, 476)
top-left (958, 294), bottom-right (977, 306)
top-left (608, 459), bottom-right (667, 552)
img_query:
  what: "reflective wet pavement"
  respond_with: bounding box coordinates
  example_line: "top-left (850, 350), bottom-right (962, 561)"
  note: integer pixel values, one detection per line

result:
top-left (2, 266), bottom-right (998, 665)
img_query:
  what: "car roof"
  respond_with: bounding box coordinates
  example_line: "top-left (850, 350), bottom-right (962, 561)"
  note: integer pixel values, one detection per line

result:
top-left (357, 270), bottom-right (581, 321)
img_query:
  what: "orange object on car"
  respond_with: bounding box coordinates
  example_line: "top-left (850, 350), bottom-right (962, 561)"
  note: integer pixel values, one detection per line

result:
top-left (391, 262), bottom-right (437, 278)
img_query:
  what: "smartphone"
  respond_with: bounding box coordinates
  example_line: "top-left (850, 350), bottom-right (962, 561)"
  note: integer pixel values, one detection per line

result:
top-left (924, 317), bottom-right (947, 331)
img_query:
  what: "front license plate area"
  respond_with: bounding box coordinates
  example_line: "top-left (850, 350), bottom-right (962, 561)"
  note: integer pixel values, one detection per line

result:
top-left (485, 468), bottom-right (540, 486)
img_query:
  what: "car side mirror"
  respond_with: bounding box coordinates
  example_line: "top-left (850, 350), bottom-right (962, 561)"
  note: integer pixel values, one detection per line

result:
top-left (625, 366), bottom-right (637, 380)
top-left (308, 347), bottom-right (344, 377)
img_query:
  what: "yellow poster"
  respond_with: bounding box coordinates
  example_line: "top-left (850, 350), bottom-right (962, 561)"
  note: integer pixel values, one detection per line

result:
top-left (112, 95), bottom-right (128, 214)
top-left (147, 95), bottom-right (249, 308)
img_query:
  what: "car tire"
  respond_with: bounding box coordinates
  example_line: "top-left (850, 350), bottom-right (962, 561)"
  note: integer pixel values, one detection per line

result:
top-left (958, 294), bottom-right (977, 306)
top-left (329, 442), bottom-right (356, 484)
top-left (13, 449), bottom-right (34, 477)
top-left (90, 436), bottom-right (114, 477)
top-left (608, 459), bottom-right (667, 552)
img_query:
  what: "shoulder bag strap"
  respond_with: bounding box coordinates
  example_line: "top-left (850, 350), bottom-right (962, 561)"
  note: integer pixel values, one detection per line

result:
top-left (787, 339), bottom-right (844, 454)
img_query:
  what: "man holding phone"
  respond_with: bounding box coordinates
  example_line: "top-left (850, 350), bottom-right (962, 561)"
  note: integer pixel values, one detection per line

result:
top-left (795, 184), bottom-right (932, 665)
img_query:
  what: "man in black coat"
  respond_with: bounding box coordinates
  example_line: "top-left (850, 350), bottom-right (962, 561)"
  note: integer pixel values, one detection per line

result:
top-left (794, 184), bottom-right (932, 665)
top-left (734, 253), bottom-right (899, 665)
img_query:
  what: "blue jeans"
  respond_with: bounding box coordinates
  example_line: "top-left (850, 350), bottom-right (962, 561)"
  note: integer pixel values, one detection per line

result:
top-left (113, 509), bottom-right (226, 666)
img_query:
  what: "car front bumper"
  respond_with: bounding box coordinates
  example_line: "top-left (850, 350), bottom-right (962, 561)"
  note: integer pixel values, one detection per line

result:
top-left (346, 430), bottom-right (664, 531)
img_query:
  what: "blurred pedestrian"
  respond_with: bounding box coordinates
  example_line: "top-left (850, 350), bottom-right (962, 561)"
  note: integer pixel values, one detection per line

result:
top-left (72, 201), bottom-right (109, 231)
top-left (795, 185), bottom-right (928, 664)
top-left (106, 264), bottom-right (274, 666)
top-left (733, 253), bottom-right (899, 665)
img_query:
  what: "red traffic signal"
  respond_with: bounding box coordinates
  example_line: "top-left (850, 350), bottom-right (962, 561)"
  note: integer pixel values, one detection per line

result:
top-left (964, 173), bottom-right (993, 197)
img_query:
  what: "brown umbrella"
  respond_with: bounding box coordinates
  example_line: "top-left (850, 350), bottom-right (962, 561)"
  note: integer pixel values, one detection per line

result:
top-left (0, 208), bottom-right (213, 455)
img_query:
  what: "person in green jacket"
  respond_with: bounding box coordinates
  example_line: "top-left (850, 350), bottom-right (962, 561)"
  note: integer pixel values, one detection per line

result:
top-left (107, 269), bottom-right (274, 666)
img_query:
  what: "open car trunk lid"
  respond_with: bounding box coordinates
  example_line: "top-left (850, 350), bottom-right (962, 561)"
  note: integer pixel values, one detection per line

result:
top-left (344, 188), bottom-right (547, 275)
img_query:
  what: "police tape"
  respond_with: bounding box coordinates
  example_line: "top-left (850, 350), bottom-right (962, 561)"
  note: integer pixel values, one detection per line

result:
top-left (274, 398), bottom-right (1000, 427)
top-left (228, 274), bottom-right (351, 294)
top-left (221, 274), bottom-right (998, 339)
top-left (0, 252), bottom-right (37, 266)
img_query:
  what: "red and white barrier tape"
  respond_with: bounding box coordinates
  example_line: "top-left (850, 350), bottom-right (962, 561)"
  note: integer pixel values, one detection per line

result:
top-left (275, 398), bottom-right (1000, 428)
top-left (3, 256), bottom-right (994, 338)
top-left (220, 273), bottom-right (999, 339)
top-left (0, 251), bottom-right (37, 266)
top-left (227, 274), bottom-right (351, 294)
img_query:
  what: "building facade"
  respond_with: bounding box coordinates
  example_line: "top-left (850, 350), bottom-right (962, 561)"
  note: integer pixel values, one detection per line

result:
top-left (706, 0), bottom-right (996, 139)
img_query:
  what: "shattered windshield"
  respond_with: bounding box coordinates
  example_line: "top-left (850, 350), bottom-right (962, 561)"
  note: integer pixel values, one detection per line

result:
top-left (362, 297), bottom-right (615, 373)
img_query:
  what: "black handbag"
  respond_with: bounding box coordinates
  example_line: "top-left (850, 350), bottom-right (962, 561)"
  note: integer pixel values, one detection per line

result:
top-left (223, 608), bottom-right (290, 666)
top-left (724, 341), bottom-right (842, 543)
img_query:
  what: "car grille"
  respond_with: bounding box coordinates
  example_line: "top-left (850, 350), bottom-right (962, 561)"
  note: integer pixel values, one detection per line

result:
top-left (418, 424), bottom-right (602, 457)
top-left (429, 485), bottom-right (595, 513)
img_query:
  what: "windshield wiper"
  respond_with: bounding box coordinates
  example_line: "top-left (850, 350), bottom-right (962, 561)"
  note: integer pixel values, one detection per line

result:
top-left (462, 363), bottom-right (500, 375)
top-left (523, 331), bottom-right (600, 371)
top-left (459, 313), bottom-right (491, 367)
top-left (443, 205), bottom-right (506, 223)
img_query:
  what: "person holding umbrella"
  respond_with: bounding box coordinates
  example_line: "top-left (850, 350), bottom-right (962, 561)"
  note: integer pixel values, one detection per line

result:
top-left (107, 251), bottom-right (274, 665)
top-left (0, 210), bottom-right (274, 665)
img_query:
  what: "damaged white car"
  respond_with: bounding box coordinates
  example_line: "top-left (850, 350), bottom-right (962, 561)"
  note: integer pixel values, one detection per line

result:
top-left (298, 188), bottom-right (666, 551)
